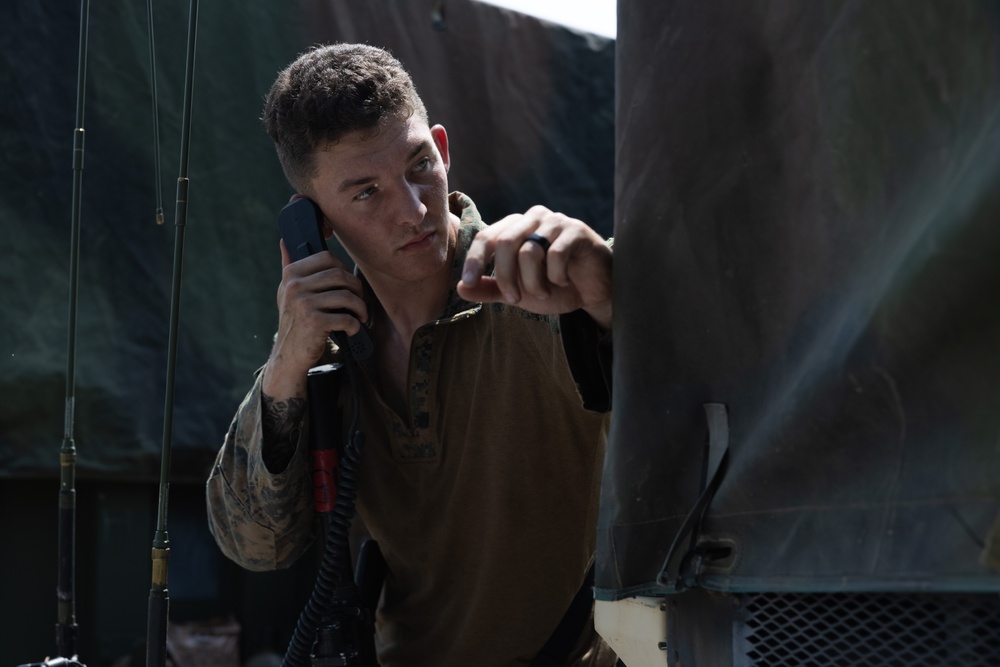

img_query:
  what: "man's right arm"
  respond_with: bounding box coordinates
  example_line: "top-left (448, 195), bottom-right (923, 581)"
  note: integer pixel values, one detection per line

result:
top-left (207, 235), bottom-right (367, 569)
top-left (206, 370), bottom-right (316, 571)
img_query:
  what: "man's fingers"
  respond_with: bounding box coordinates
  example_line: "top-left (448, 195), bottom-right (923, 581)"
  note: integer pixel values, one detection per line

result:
top-left (481, 208), bottom-right (565, 304)
top-left (307, 288), bottom-right (369, 330)
top-left (279, 276), bottom-right (369, 345)
top-left (278, 245), bottom-right (368, 341)
top-left (462, 208), bottom-right (554, 289)
top-left (519, 225), bottom-right (564, 300)
top-left (456, 276), bottom-right (504, 304)
top-left (279, 238), bottom-right (291, 269)
top-left (460, 229), bottom-right (497, 294)
top-left (492, 217), bottom-right (542, 304)
top-left (461, 206), bottom-right (602, 308)
top-left (461, 213), bottom-right (523, 301)
top-left (319, 308), bottom-right (366, 337)
top-left (545, 231), bottom-right (577, 288)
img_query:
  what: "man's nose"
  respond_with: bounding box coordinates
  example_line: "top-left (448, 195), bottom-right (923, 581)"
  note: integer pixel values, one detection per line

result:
top-left (395, 180), bottom-right (428, 226)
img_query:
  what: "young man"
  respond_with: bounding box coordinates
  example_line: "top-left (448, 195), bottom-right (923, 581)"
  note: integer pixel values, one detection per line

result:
top-left (207, 43), bottom-right (615, 666)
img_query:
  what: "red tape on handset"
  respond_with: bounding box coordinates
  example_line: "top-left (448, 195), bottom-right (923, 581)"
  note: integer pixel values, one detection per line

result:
top-left (311, 449), bottom-right (339, 513)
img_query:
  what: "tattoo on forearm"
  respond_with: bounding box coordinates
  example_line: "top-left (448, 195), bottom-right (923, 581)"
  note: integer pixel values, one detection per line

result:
top-left (261, 392), bottom-right (306, 473)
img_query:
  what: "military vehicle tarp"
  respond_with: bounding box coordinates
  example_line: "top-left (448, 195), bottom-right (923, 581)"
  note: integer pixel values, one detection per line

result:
top-left (0, 0), bottom-right (614, 482)
top-left (599, 0), bottom-right (1000, 600)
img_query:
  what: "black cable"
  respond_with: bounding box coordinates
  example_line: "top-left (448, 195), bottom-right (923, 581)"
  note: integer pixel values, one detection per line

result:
top-left (281, 343), bottom-right (376, 666)
top-left (282, 391), bottom-right (366, 664)
top-left (656, 449), bottom-right (729, 591)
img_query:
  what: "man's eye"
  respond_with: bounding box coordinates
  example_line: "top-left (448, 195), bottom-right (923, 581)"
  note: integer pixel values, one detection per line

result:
top-left (414, 156), bottom-right (431, 171)
top-left (355, 185), bottom-right (376, 201)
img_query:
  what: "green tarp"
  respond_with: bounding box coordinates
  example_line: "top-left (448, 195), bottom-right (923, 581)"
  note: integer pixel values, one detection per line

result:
top-left (600, 0), bottom-right (1000, 601)
top-left (0, 0), bottom-right (614, 482)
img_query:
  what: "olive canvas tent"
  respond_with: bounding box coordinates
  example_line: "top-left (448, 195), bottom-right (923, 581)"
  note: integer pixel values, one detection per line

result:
top-left (599, 2), bottom-right (1000, 664)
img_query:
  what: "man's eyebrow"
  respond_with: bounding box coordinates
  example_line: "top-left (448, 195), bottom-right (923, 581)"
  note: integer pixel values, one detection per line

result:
top-left (338, 174), bottom-right (376, 193)
top-left (336, 141), bottom-right (431, 193)
top-left (408, 140), bottom-right (430, 161)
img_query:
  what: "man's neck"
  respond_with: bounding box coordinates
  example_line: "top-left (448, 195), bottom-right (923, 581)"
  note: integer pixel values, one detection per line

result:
top-left (367, 217), bottom-right (460, 348)
top-left (367, 268), bottom-right (453, 420)
top-left (373, 272), bottom-right (451, 345)
top-left (366, 244), bottom-right (453, 420)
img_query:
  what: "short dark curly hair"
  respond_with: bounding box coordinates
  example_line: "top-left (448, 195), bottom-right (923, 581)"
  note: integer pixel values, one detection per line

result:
top-left (262, 43), bottom-right (428, 192)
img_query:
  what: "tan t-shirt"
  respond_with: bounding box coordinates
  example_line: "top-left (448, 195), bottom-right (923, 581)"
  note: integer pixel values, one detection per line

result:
top-left (207, 193), bottom-right (615, 666)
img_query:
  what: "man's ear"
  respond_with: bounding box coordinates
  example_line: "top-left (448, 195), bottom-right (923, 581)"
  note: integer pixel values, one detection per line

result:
top-left (431, 124), bottom-right (451, 173)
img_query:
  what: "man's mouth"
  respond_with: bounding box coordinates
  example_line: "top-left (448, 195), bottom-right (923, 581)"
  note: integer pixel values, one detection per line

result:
top-left (400, 229), bottom-right (435, 251)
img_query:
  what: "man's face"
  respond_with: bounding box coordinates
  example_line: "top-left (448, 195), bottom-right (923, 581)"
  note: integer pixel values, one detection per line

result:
top-left (307, 114), bottom-right (456, 288)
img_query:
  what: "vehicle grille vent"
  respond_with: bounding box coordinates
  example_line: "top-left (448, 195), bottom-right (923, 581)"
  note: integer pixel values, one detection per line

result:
top-left (734, 591), bottom-right (1000, 666)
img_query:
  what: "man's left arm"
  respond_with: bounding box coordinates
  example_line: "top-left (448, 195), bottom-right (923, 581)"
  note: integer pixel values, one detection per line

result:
top-left (458, 207), bottom-right (613, 410)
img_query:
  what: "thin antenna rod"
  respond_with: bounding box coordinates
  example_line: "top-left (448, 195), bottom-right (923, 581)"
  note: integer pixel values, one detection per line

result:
top-left (146, 0), bottom-right (199, 663)
top-left (56, 0), bottom-right (90, 659)
top-left (146, 0), bottom-right (165, 226)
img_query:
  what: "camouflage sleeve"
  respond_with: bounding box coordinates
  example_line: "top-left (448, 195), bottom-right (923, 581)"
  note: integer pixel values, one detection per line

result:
top-left (206, 370), bottom-right (316, 571)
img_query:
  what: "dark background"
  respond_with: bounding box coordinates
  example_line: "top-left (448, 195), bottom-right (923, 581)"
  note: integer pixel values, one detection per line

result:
top-left (0, 0), bottom-right (614, 663)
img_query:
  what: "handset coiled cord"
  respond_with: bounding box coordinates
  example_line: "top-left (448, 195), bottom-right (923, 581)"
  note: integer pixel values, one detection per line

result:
top-left (282, 348), bottom-right (376, 667)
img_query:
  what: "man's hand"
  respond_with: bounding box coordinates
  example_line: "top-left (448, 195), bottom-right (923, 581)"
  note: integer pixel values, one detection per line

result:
top-left (458, 206), bottom-right (612, 330)
top-left (261, 239), bottom-right (369, 400)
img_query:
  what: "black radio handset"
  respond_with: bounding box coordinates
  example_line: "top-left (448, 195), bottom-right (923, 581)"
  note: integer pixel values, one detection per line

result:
top-left (278, 198), bottom-right (374, 361)
top-left (278, 197), bottom-right (380, 667)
